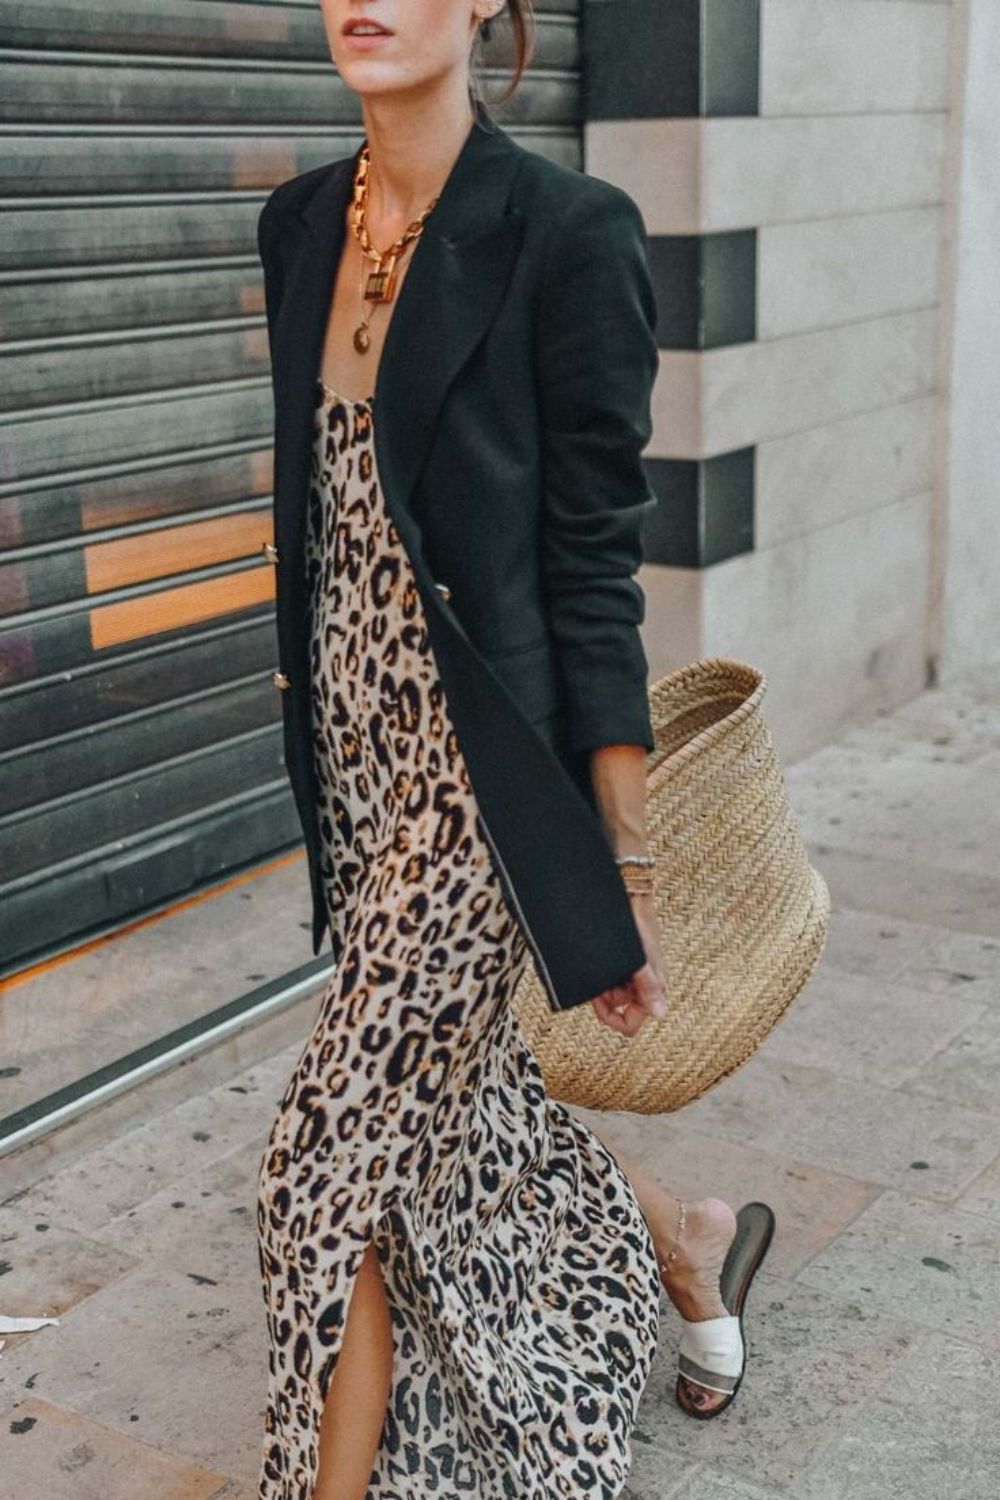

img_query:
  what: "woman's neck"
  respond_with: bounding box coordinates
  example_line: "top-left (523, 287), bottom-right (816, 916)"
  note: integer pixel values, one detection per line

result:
top-left (357, 86), bottom-right (476, 235)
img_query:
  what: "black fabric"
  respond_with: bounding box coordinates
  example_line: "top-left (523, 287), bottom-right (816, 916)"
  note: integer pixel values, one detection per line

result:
top-left (257, 100), bottom-right (660, 1011)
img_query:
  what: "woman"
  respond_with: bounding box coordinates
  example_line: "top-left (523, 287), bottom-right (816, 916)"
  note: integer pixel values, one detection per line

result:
top-left (255, 5), bottom-right (765, 1498)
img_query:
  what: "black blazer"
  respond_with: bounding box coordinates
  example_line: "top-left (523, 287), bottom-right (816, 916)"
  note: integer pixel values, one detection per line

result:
top-left (257, 99), bottom-right (660, 1012)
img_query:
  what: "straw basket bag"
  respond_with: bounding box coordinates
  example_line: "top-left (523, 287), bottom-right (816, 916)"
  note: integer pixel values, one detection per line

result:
top-left (510, 657), bottom-right (831, 1114)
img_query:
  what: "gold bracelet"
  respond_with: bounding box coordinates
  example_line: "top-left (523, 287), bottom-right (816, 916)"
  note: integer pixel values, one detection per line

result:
top-left (619, 867), bottom-right (655, 896)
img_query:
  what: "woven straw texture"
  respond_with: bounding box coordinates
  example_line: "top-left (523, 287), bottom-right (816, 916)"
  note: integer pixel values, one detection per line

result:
top-left (510, 657), bottom-right (831, 1114)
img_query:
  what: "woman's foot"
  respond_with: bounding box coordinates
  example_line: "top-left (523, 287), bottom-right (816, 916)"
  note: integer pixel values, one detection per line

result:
top-left (651, 1195), bottom-right (738, 1415)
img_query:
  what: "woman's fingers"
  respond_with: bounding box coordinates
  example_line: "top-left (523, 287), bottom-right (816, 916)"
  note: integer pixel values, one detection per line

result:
top-left (630, 960), bottom-right (668, 1018)
top-left (592, 984), bottom-right (648, 1037)
top-left (591, 988), bottom-right (625, 1030)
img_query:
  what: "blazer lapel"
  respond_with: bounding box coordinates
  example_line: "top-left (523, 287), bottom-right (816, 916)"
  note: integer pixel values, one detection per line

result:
top-left (272, 102), bottom-right (525, 563)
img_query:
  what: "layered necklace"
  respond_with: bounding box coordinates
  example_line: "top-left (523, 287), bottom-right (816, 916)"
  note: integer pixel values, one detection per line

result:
top-left (348, 143), bottom-right (439, 354)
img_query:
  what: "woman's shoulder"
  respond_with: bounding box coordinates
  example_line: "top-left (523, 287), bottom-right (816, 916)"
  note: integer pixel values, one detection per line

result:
top-left (257, 156), bottom-right (350, 250)
top-left (505, 147), bottom-right (651, 294)
top-left (509, 145), bottom-right (646, 233)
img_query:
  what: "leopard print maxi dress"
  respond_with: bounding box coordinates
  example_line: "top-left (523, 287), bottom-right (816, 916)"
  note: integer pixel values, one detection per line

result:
top-left (255, 380), bottom-right (662, 1500)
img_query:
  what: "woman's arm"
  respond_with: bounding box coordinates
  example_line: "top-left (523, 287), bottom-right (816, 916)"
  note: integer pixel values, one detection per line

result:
top-left (588, 743), bottom-right (668, 1031)
top-left (589, 742), bottom-right (652, 962)
top-left (589, 742), bottom-right (648, 858)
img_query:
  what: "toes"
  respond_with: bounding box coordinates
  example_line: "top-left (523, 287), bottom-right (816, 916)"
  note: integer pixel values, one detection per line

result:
top-left (677, 1375), bottom-right (728, 1415)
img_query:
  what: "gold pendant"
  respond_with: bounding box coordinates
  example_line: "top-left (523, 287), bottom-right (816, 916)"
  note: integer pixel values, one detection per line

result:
top-left (363, 249), bottom-right (399, 305)
top-left (364, 266), bottom-right (397, 302)
top-left (353, 322), bottom-right (370, 353)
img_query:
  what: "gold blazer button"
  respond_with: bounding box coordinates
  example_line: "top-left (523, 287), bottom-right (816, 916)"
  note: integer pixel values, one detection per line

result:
top-left (262, 541), bottom-right (279, 564)
top-left (433, 580), bottom-right (452, 601)
top-left (271, 669), bottom-right (291, 690)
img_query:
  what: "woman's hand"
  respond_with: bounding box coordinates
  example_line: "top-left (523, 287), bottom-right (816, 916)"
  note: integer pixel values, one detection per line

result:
top-left (590, 890), bottom-right (668, 1037)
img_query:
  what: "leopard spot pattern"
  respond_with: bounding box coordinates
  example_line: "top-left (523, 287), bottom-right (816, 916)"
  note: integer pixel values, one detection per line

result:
top-left (255, 383), bottom-right (661, 1500)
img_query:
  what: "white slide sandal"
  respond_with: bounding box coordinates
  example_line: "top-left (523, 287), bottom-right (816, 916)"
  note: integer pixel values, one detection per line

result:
top-left (674, 1200), bottom-right (776, 1419)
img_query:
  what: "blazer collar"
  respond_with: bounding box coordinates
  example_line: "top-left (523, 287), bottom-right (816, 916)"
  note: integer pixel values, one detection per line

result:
top-left (274, 100), bottom-right (526, 545)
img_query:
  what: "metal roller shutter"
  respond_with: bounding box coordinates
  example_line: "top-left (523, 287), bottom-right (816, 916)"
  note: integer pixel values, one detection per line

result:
top-left (0, 0), bottom-right (583, 972)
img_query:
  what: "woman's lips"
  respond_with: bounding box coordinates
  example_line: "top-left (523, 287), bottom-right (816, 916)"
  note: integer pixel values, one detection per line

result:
top-left (342, 20), bottom-right (394, 48)
top-left (343, 30), bottom-right (393, 49)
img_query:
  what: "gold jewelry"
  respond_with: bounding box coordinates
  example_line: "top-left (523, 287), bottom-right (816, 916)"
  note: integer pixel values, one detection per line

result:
top-left (349, 145), bottom-right (439, 353)
top-left (619, 866), bottom-right (655, 897)
top-left (614, 850), bottom-right (656, 896)
top-left (658, 1198), bottom-right (686, 1274)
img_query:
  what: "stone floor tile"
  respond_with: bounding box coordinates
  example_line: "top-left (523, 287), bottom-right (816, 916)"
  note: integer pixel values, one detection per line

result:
top-left (785, 904), bottom-right (998, 1006)
top-left (0, 1263), bottom-right (268, 1481)
top-left (945, 661), bottom-right (1000, 697)
top-left (793, 1329), bottom-right (1000, 1499)
top-left (794, 1188), bottom-right (1000, 1349)
top-left (638, 1269), bottom-right (918, 1489)
top-left (0, 1012), bottom-right (311, 1205)
top-left (901, 1007), bottom-right (1000, 1115)
top-left (815, 906), bottom-right (964, 984)
top-left (0, 1217), bottom-right (136, 1340)
top-left (952, 1150), bottom-right (1000, 1225)
top-left (645, 1469), bottom-right (787, 1500)
top-left (575, 1111), bottom-right (879, 1280)
top-left (673, 1055), bottom-right (1000, 1200)
top-left (618, 1437), bottom-right (702, 1498)
top-left (831, 691), bottom-right (1000, 768)
top-left (789, 744), bottom-right (1000, 870)
top-left (801, 844), bottom-right (1000, 938)
top-left (891, 928), bottom-right (1000, 1004)
top-left (1, 1051), bottom-right (293, 1235)
top-left (754, 963), bottom-right (985, 1088)
top-left (0, 1396), bottom-right (234, 1500)
top-left (91, 1138), bottom-right (263, 1288)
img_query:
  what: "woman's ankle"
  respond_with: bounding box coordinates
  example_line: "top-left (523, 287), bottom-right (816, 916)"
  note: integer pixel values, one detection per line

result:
top-left (657, 1197), bottom-right (736, 1322)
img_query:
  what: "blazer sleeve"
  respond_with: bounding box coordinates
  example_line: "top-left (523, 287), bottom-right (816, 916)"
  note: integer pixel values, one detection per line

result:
top-left (534, 181), bottom-right (659, 756)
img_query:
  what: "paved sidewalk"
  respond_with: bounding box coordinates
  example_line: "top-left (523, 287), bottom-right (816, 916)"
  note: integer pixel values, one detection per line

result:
top-left (1, 664), bottom-right (998, 1499)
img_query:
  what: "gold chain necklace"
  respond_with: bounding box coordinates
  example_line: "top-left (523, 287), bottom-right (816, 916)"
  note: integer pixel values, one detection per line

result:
top-left (349, 143), bottom-right (439, 354)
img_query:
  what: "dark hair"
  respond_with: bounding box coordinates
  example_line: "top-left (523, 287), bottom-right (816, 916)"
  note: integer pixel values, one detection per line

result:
top-left (470, 1), bottom-right (537, 105)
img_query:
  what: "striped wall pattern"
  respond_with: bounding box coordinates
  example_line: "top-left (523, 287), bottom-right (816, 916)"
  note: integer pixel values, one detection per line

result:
top-left (0, 1), bottom-right (584, 970)
top-left (583, 0), bottom-right (954, 760)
